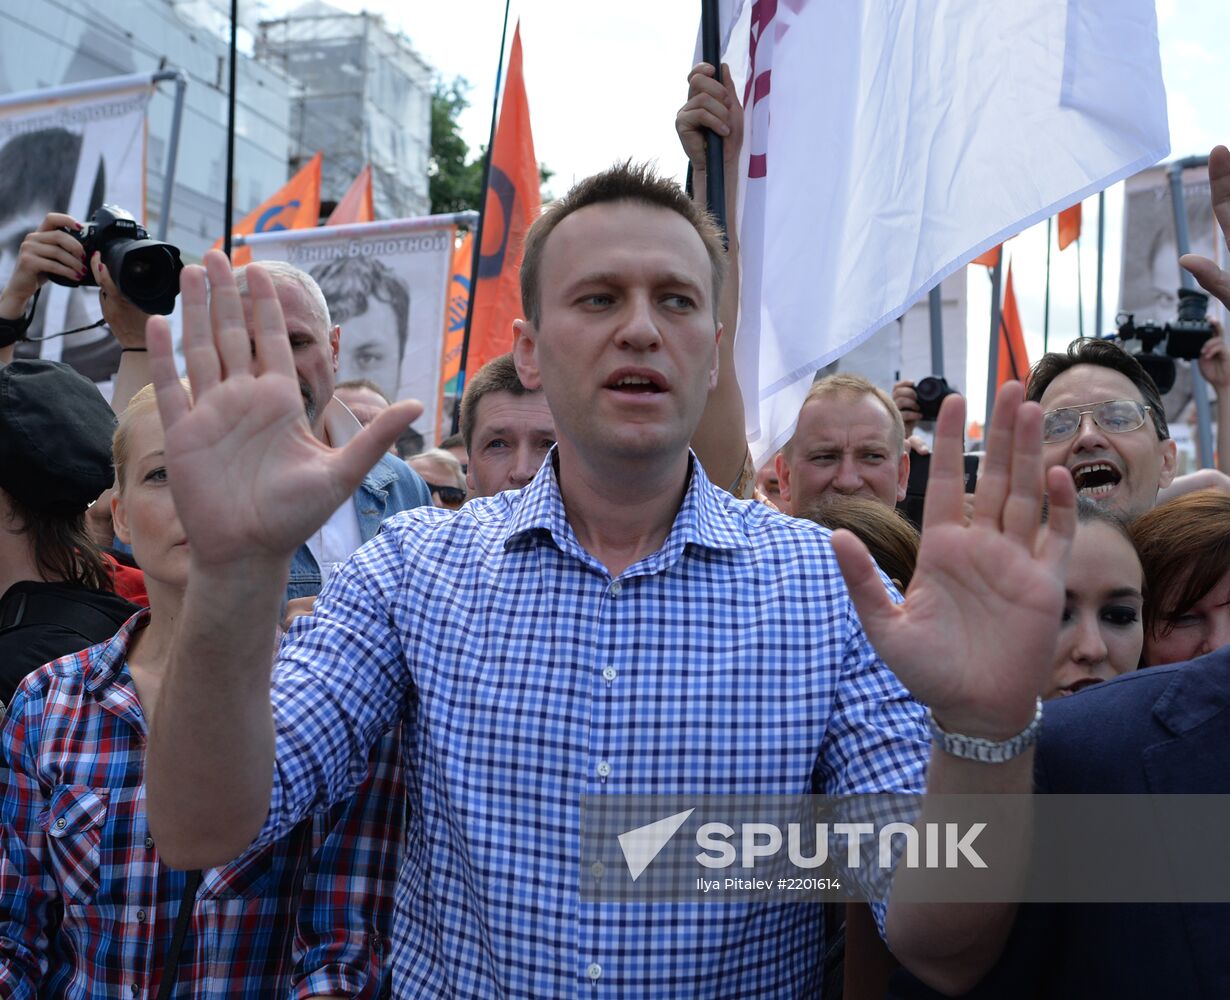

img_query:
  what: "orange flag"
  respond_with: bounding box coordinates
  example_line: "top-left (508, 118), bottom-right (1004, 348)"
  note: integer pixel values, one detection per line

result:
top-left (467, 23), bottom-right (540, 374)
top-left (436, 231), bottom-right (473, 441)
top-left (1057, 202), bottom-right (1081, 251)
top-left (215, 152), bottom-right (322, 266)
top-left (972, 243), bottom-right (1002, 268)
top-left (997, 263), bottom-right (1030, 388)
top-left (327, 164), bottom-right (375, 225)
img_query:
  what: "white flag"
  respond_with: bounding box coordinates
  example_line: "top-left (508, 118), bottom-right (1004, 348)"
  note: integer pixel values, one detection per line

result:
top-left (727, 0), bottom-right (1169, 464)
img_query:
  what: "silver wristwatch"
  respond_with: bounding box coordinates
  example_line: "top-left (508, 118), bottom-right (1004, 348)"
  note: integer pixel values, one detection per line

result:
top-left (926, 697), bottom-right (1043, 763)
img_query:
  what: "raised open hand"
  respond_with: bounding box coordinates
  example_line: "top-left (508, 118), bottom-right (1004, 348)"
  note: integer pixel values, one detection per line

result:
top-left (1180, 145), bottom-right (1230, 310)
top-left (831, 384), bottom-right (1076, 740)
top-left (145, 251), bottom-right (418, 569)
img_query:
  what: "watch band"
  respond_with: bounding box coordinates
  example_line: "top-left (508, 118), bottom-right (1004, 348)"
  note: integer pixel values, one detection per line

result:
top-left (0, 288), bottom-right (40, 349)
top-left (926, 697), bottom-right (1043, 763)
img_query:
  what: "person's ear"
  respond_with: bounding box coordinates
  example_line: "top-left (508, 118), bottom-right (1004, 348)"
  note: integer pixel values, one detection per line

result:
top-left (329, 324), bottom-right (341, 372)
top-left (513, 318), bottom-right (543, 390)
top-left (896, 449), bottom-right (911, 502)
top-left (709, 321), bottom-right (722, 392)
top-left (1157, 436), bottom-right (1178, 489)
top-left (776, 451), bottom-right (793, 510)
top-left (111, 490), bottom-right (131, 546)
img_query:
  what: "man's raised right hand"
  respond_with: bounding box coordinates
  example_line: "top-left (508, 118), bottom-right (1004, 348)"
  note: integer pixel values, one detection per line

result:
top-left (145, 251), bottom-right (418, 569)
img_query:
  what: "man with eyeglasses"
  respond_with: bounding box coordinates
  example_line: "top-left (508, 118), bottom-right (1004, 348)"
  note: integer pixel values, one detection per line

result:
top-left (1025, 337), bottom-right (1177, 521)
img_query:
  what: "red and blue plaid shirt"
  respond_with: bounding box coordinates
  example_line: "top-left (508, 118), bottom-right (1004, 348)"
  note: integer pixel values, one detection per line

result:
top-left (0, 610), bottom-right (404, 999)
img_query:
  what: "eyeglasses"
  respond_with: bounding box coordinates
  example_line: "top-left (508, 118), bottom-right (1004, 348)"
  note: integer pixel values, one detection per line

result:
top-left (1041, 399), bottom-right (1151, 443)
top-left (432, 479), bottom-right (469, 506)
top-left (427, 483), bottom-right (467, 509)
top-left (430, 484), bottom-right (467, 506)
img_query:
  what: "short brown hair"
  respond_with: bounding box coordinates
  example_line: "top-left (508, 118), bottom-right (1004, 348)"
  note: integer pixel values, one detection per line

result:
top-left (518, 161), bottom-right (727, 326)
top-left (786, 374), bottom-right (906, 458)
top-left (1026, 338), bottom-right (1169, 440)
top-left (1130, 489), bottom-right (1230, 639)
top-left (800, 494), bottom-right (920, 589)
top-left (459, 353), bottom-right (540, 453)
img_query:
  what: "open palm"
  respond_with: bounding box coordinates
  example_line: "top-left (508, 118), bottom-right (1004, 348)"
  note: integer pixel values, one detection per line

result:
top-left (145, 253), bottom-right (417, 568)
top-left (832, 385), bottom-right (1076, 739)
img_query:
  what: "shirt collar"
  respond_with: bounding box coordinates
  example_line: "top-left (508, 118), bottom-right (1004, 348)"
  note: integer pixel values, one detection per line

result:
top-left (83, 607), bottom-right (150, 696)
top-left (504, 447), bottom-right (750, 561)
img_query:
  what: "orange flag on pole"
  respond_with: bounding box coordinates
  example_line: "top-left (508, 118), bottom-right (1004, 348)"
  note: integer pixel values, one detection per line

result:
top-left (437, 231), bottom-right (473, 441)
top-left (215, 152), bottom-right (322, 266)
top-left (1057, 202), bottom-right (1081, 250)
top-left (972, 244), bottom-right (1002, 268)
top-left (997, 262), bottom-right (1030, 388)
top-left (467, 23), bottom-right (540, 373)
top-left (327, 164), bottom-right (375, 226)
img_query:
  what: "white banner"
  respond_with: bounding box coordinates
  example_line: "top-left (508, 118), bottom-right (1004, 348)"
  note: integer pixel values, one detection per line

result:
top-left (724, 0), bottom-right (1170, 464)
top-left (246, 217), bottom-right (456, 440)
top-left (0, 73), bottom-right (152, 386)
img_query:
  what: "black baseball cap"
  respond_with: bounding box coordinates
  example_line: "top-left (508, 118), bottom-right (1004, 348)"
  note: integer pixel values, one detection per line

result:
top-left (0, 360), bottom-right (117, 514)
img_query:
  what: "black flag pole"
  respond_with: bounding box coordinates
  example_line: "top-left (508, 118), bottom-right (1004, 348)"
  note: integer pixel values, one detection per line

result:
top-left (700, 0), bottom-right (727, 239)
top-left (223, 0), bottom-right (238, 258)
top-left (1043, 217), bottom-right (1052, 353)
top-left (451, 0), bottom-right (513, 437)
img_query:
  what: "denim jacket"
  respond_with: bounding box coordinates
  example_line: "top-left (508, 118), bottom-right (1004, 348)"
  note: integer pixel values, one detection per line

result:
top-left (287, 453), bottom-right (430, 601)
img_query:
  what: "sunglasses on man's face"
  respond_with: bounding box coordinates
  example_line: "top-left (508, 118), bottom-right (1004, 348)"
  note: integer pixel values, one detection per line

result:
top-left (428, 483), bottom-right (467, 509)
top-left (1041, 399), bottom-right (1151, 444)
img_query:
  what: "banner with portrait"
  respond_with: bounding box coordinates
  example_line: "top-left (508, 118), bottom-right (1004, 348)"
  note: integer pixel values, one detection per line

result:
top-left (245, 216), bottom-right (458, 442)
top-left (0, 73), bottom-right (153, 385)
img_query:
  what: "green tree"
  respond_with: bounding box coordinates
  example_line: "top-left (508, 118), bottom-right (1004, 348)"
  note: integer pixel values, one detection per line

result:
top-left (429, 77), bottom-right (484, 214)
top-left (429, 76), bottom-right (554, 213)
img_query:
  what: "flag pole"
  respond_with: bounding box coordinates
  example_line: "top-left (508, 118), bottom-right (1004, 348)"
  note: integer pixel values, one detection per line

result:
top-left (1095, 189), bottom-right (1105, 336)
top-left (700, 0), bottom-right (727, 239)
top-left (1043, 217), bottom-right (1052, 353)
top-left (1076, 236), bottom-right (1085, 339)
top-left (985, 254), bottom-right (1004, 434)
top-left (223, 0), bottom-right (239, 258)
top-left (452, 0), bottom-right (513, 436)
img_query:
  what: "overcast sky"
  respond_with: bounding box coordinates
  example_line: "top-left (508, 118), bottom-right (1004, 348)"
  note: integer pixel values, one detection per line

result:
top-left (264, 0), bottom-right (1229, 415)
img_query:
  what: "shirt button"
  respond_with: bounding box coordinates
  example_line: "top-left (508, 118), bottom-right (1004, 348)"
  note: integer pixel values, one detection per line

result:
top-left (587, 962), bottom-right (602, 982)
top-left (602, 666), bottom-right (617, 683)
top-left (145, 836), bottom-right (154, 850)
top-left (55, 818), bottom-right (66, 830)
top-left (591, 861), bottom-right (606, 879)
top-left (596, 760), bottom-right (612, 779)
top-left (136, 909), bottom-right (146, 923)
top-left (609, 581), bottom-right (622, 596)
top-left (131, 986), bottom-right (140, 997)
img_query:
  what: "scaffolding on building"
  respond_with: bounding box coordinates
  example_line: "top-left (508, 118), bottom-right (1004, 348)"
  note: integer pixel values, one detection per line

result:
top-left (256, 2), bottom-right (432, 220)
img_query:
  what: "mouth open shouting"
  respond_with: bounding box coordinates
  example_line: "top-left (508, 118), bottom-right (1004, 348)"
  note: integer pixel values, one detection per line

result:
top-left (1071, 461), bottom-right (1121, 498)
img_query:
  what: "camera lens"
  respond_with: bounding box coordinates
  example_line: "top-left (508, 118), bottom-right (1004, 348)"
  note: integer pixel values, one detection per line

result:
top-left (1176, 287), bottom-right (1209, 324)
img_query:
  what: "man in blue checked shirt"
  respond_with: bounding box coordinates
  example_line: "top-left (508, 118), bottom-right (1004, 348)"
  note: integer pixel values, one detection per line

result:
top-left (139, 163), bottom-right (1076, 997)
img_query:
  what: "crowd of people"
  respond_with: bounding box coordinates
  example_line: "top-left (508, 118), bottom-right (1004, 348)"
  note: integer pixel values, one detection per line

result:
top-left (0, 63), bottom-right (1229, 999)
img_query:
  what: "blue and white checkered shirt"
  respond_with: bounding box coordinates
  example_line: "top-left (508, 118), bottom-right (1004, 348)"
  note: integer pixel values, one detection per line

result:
top-left (263, 455), bottom-right (929, 997)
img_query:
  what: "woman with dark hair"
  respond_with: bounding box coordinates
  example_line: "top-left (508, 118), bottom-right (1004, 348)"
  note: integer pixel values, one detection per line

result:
top-left (1130, 488), bottom-right (1230, 666)
top-left (1047, 497), bottom-right (1144, 698)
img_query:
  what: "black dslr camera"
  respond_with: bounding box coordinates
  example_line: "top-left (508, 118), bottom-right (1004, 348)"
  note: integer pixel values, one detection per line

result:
top-left (1116, 288), bottom-right (1214, 395)
top-left (913, 375), bottom-right (959, 421)
top-left (49, 205), bottom-right (183, 315)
